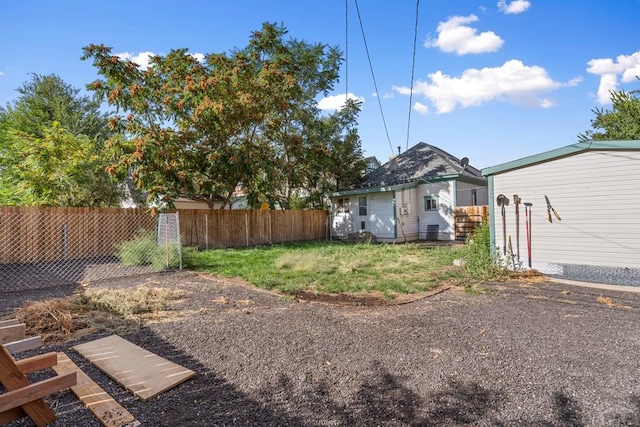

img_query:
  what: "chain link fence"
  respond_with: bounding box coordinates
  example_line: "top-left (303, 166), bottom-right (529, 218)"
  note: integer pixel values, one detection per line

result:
top-left (0, 207), bottom-right (181, 292)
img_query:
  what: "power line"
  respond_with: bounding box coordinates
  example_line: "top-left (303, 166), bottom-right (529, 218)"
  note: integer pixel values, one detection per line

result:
top-left (405, 0), bottom-right (420, 152)
top-left (345, 0), bottom-right (348, 100)
top-left (353, 0), bottom-right (394, 157)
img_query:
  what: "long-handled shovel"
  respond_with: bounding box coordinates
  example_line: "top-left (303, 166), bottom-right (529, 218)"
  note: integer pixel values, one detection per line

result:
top-left (496, 194), bottom-right (509, 256)
top-left (524, 202), bottom-right (532, 268)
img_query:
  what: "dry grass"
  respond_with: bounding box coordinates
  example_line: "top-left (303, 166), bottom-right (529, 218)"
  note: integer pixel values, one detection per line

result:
top-left (11, 286), bottom-right (184, 344)
top-left (597, 295), bottom-right (631, 309)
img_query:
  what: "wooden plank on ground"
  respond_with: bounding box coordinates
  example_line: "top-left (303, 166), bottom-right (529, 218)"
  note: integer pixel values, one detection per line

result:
top-left (0, 324), bottom-right (26, 344)
top-left (4, 336), bottom-right (42, 355)
top-left (53, 352), bottom-right (140, 427)
top-left (73, 335), bottom-right (195, 402)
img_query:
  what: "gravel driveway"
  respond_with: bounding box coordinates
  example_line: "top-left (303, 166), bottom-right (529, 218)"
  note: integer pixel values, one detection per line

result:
top-left (5, 271), bottom-right (640, 426)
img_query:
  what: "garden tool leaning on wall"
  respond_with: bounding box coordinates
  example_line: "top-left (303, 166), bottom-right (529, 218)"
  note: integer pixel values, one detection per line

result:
top-left (513, 195), bottom-right (521, 263)
top-left (544, 195), bottom-right (561, 223)
top-left (524, 202), bottom-right (532, 268)
top-left (496, 194), bottom-right (509, 256)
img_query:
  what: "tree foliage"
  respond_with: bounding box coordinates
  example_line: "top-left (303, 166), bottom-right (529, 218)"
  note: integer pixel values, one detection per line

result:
top-left (578, 88), bottom-right (640, 142)
top-left (81, 23), bottom-right (364, 209)
top-left (0, 74), bottom-right (120, 206)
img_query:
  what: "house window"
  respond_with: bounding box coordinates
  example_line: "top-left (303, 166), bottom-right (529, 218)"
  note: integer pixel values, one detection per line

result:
top-left (424, 195), bottom-right (438, 211)
top-left (359, 197), bottom-right (367, 216)
top-left (471, 189), bottom-right (477, 206)
top-left (337, 198), bottom-right (350, 214)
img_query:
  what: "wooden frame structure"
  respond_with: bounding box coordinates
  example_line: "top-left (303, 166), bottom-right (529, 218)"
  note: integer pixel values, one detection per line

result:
top-left (0, 330), bottom-right (77, 426)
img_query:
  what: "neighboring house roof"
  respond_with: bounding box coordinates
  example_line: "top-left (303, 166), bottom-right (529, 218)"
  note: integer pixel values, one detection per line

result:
top-left (482, 140), bottom-right (640, 176)
top-left (332, 142), bottom-right (485, 196)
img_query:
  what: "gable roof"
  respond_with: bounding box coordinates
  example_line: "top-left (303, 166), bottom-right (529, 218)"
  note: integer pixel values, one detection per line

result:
top-left (482, 140), bottom-right (640, 176)
top-left (358, 142), bottom-right (484, 188)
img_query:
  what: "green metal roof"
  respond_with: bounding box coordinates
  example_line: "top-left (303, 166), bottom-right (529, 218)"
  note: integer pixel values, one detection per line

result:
top-left (482, 140), bottom-right (640, 176)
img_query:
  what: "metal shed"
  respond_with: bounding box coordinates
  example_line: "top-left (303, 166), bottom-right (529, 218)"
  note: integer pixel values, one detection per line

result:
top-left (482, 140), bottom-right (640, 286)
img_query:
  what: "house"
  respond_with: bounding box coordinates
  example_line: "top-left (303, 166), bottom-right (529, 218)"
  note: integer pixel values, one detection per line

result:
top-left (363, 156), bottom-right (381, 174)
top-left (330, 142), bottom-right (488, 242)
top-left (481, 140), bottom-right (640, 286)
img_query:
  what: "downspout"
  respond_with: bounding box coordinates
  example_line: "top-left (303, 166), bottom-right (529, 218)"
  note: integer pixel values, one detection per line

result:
top-left (487, 175), bottom-right (495, 255)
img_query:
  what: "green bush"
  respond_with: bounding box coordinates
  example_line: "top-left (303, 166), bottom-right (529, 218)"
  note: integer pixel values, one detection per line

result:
top-left (117, 230), bottom-right (181, 270)
top-left (462, 222), bottom-right (506, 279)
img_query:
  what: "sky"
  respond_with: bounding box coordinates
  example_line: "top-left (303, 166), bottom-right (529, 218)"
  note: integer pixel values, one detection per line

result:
top-left (2, 0), bottom-right (640, 170)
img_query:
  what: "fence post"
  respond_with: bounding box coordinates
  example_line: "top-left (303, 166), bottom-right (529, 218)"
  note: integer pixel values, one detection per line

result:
top-left (61, 224), bottom-right (68, 261)
top-left (245, 212), bottom-right (249, 247)
top-left (205, 214), bottom-right (209, 250)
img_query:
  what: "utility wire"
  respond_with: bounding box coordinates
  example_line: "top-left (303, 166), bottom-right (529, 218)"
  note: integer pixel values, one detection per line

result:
top-left (345, 0), bottom-right (348, 100)
top-left (405, 0), bottom-right (420, 151)
top-left (353, 0), bottom-right (394, 157)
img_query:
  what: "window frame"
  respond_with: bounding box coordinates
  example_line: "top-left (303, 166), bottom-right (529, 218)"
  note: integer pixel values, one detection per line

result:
top-left (424, 195), bottom-right (438, 211)
top-left (358, 196), bottom-right (367, 216)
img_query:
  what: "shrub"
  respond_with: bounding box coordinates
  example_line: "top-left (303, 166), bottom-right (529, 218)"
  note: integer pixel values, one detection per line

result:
top-left (462, 222), bottom-right (506, 279)
top-left (117, 230), bottom-right (181, 270)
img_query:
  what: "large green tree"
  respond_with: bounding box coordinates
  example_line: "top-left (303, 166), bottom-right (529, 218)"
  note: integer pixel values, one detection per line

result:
top-left (578, 88), bottom-right (640, 142)
top-left (0, 74), bottom-right (120, 206)
top-left (82, 23), bottom-right (364, 209)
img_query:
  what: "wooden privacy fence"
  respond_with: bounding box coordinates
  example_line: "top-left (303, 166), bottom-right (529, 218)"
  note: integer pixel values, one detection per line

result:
top-left (0, 206), bottom-right (155, 264)
top-left (454, 205), bottom-right (488, 240)
top-left (0, 206), bottom-right (330, 264)
top-left (177, 209), bottom-right (329, 249)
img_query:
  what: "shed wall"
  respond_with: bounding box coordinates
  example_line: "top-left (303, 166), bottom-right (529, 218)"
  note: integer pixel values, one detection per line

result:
top-left (491, 150), bottom-right (640, 272)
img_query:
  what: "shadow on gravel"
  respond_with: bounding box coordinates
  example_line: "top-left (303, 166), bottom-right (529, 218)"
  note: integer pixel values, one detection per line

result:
top-left (118, 328), bottom-right (310, 426)
top-left (258, 361), bottom-right (503, 425)
top-left (28, 327), bottom-right (310, 427)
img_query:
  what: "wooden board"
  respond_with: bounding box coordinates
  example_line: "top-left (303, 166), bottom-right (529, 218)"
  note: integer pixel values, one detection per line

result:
top-left (53, 352), bottom-right (140, 427)
top-left (0, 324), bottom-right (26, 344)
top-left (73, 335), bottom-right (195, 402)
top-left (0, 319), bottom-right (19, 328)
top-left (4, 336), bottom-right (42, 355)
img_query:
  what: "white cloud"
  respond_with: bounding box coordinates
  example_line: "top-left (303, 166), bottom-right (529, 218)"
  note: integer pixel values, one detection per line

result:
top-left (0, 71), bottom-right (4, 77)
top-left (190, 53), bottom-right (205, 63)
top-left (497, 0), bottom-right (531, 14)
top-left (587, 51), bottom-right (640, 104)
top-left (382, 92), bottom-right (395, 99)
top-left (115, 51), bottom-right (156, 70)
top-left (413, 102), bottom-right (429, 115)
top-left (115, 51), bottom-right (205, 70)
top-left (425, 15), bottom-right (504, 55)
top-left (393, 60), bottom-right (579, 114)
top-left (317, 93), bottom-right (365, 111)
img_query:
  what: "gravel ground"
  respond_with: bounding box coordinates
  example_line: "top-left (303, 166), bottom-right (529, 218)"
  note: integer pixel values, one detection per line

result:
top-left (4, 271), bottom-right (640, 426)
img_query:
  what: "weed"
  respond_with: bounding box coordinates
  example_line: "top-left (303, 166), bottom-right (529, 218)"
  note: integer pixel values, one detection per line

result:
top-left (116, 230), bottom-right (181, 270)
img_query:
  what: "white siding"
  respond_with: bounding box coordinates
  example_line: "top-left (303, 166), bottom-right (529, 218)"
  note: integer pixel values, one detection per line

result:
top-left (368, 192), bottom-right (395, 239)
top-left (456, 181), bottom-right (488, 206)
top-left (395, 187), bottom-right (419, 241)
top-left (331, 197), bottom-right (353, 236)
top-left (417, 181), bottom-right (456, 240)
top-left (492, 150), bottom-right (640, 270)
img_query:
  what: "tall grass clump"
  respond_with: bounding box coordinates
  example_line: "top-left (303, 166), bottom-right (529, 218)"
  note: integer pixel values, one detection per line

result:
top-left (117, 230), bottom-right (181, 270)
top-left (462, 222), bottom-right (507, 280)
